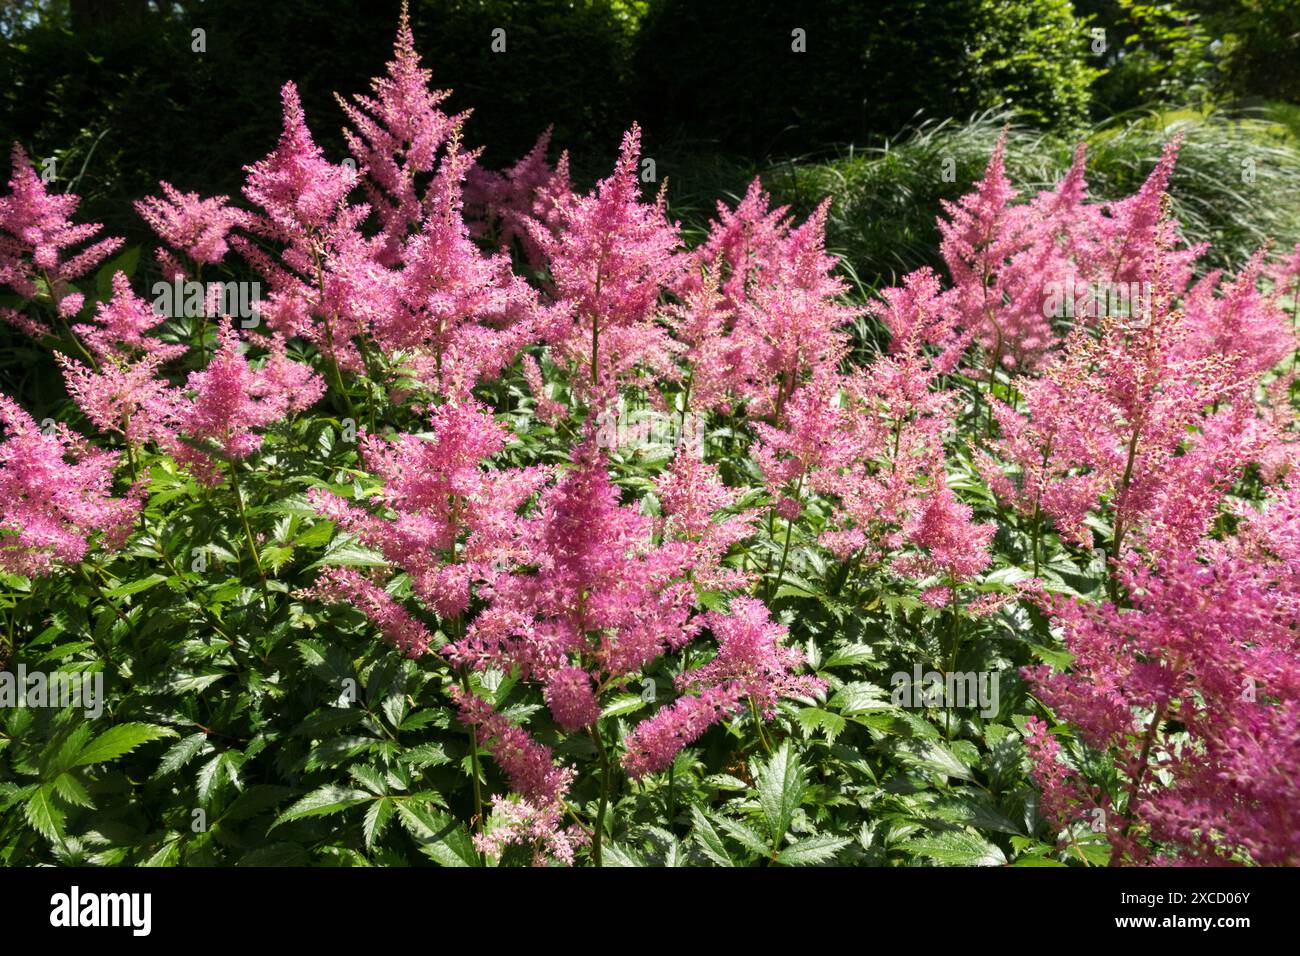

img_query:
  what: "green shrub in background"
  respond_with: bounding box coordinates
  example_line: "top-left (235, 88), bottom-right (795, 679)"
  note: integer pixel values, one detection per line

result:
top-left (1079, 1), bottom-right (1300, 115)
top-left (1077, 1), bottom-right (1220, 115)
top-left (633, 0), bottom-right (1098, 155)
top-left (1198, 0), bottom-right (1300, 105)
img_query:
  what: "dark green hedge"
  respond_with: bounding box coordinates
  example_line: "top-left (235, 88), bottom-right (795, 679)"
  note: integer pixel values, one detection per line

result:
top-left (632, 0), bottom-right (1098, 155)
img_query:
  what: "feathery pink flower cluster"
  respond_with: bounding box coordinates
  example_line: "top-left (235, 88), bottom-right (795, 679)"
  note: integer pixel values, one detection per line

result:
top-left (0, 145), bottom-right (123, 328)
top-left (531, 125), bottom-right (681, 400)
top-left (675, 180), bottom-right (860, 419)
top-left (465, 128), bottom-right (573, 268)
top-left (307, 399), bottom-right (548, 620)
top-left (300, 565), bottom-right (433, 658)
top-left (175, 327), bottom-right (323, 483)
top-left (74, 271), bottom-right (186, 363)
top-left (0, 394), bottom-right (142, 575)
top-left (336, 1), bottom-right (463, 262)
top-left (474, 794), bottom-right (589, 867)
top-left (134, 182), bottom-right (246, 280)
top-left (1024, 477), bottom-right (1300, 864)
top-left (624, 599), bottom-right (825, 779)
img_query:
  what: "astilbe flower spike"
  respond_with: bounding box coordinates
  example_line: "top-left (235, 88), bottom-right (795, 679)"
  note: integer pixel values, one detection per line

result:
top-left (0, 393), bottom-right (143, 575)
top-left (236, 82), bottom-right (379, 375)
top-left (300, 565), bottom-right (433, 658)
top-left (307, 399), bottom-right (549, 620)
top-left (474, 794), bottom-right (589, 867)
top-left (336, 0), bottom-right (464, 262)
top-left (174, 326), bottom-right (324, 484)
top-left (624, 598), bottom-right (825, 778)
top-left (0, 144), bottom-right (124, 327)
top-left (383, 146), bottom-right (540, 396)
top-left (464, 128), bottom-right (567, 267)
top-left (1178, 248), bottom-right (1293, 381)
top-left (73, 271), bottom-right (186, 363)
top-left (530, 125), bottom-right (682, 399)
top-left (654, 446), bottom-right (758, 591)
top-left (134, 182), bottom-right (246, 280)
top-left (729, 198), bottom-right (860, 419)
top-left (1024, 475), bottom-right (1300, 864)
top-left (446, 434), bottom-right (698, 683)
top-left (242, 82), bottom-right (358, 242)
top-left (58, 351), bottom-right (182, 452)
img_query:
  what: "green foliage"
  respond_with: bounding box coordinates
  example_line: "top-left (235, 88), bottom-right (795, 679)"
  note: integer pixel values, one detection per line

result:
top-left (1079, 1), bottom-right (1220, 114)
top-left (633, 0), bottom-right (1098, 156)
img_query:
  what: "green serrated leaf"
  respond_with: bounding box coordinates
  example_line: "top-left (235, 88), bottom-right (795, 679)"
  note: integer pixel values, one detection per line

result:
top-left (689, 805), bottom-right (734, 867)
top-left (24, 784), bottom-right (65, 845)
top-left (72, 723), bottom-right (177, 768)
top-left (154, 733), bottom-right (211, 778)
top-left (755, 741), bottom-right (804, 843)
top-left (272, 785), bottom-right (373, 829)
top-left (907, 830), bottom-right (1007, 866)
top-left (777, 833), bottom-right (850, 866)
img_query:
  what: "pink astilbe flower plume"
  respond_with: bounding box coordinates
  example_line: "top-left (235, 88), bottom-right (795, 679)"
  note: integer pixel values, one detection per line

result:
top-left (307, 399), bottom-right (549, 620)
top-left (752, 371), bottom-right (857, 520)
top-left (624, 598), bottom-right (825, 778)
top-left (465, 128), bottom-right (569, 267)
top-left (520, 352), bottom-right (566, 423)
top-left (622, 682), bottom-right (747, 780)
top-left (72, 271), bottom-right (186, 363)
top-left (336, 0), bottom-right (464, 261)
top-left (174, 326), bottom-right (323, 483)
top-left (678, 177), bottom-right (791, 310)
top-left (474, 794), bottom-right (589, 867)
top-left (975, 343), bottom-right (1111, 552)
top-left (300, 565), bottom-right (433, 658)
top-left (814, 319), bottom-right (955, 567)
top-left (235, 82), bottom-right (383, 377)
top-left (382, 147), bottom-right (541, 396)
top-left (0, 144), bottom-right (124, 325)
top-left (447, 434), bottom-right (697, 682)
top-left (243, 82), bottom-right (358, 241)
top-left (1084, 136), bottom-right (1200, 288)
top-left (730, 198), bottom-right (859, 419)
top-left (134, 182), bottom-right (246, 279)
top-left (530, 125), bottom-right (682, 398)
top-left (451, 685), bottom-right (574, 806)
top-left (654, 446), bottom-right (758, 591)
top-left (1024, 475), bottom-right (1300, 864)
top-left (895, 468), bottom-right (995, 607)
top-left (0, 393), bottom-right (143, 575)
top-left (1178, 248), bottom-right (1293, 381)
top-left (58, 351), bottom-right (182, 451)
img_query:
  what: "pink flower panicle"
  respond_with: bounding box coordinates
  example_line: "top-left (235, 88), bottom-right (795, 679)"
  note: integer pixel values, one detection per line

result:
top-left (299, 565), bottom-right (433, 658)
top-left (0, 393), bottom-right (142, 575)
top-left (175, 326), bottom-right (323, 483)
top-left (134, 182), bottom-right (246, 279)
top-left (622, 682), bottom-right (747, 779)
top-left (243, 82), bottom-right (358, 243)
top-left (474, 795), bottom-right (589, 867)
top-left (451, 685), bottom-right (574, 807)
top-left (73, 271), bottom-right (186, 363)
top-left (336, 1), bottom-right (464, 261)
top-left (1024, 478), bottom-right (1300, 864)
top-left (530, 124), bottom-right (682, 396)
top-left (0, 144), bottom-right (124, 323)
top-left (58, 351), bottom-right (182, 450)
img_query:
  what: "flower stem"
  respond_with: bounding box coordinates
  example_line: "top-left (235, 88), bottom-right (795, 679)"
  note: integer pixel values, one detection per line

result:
top-left (589, 724), bottom-right (612, 866)
top-left (457, 666), bottom-right (488, 866)
top-left (227, 460), bottom-right (270, 615)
